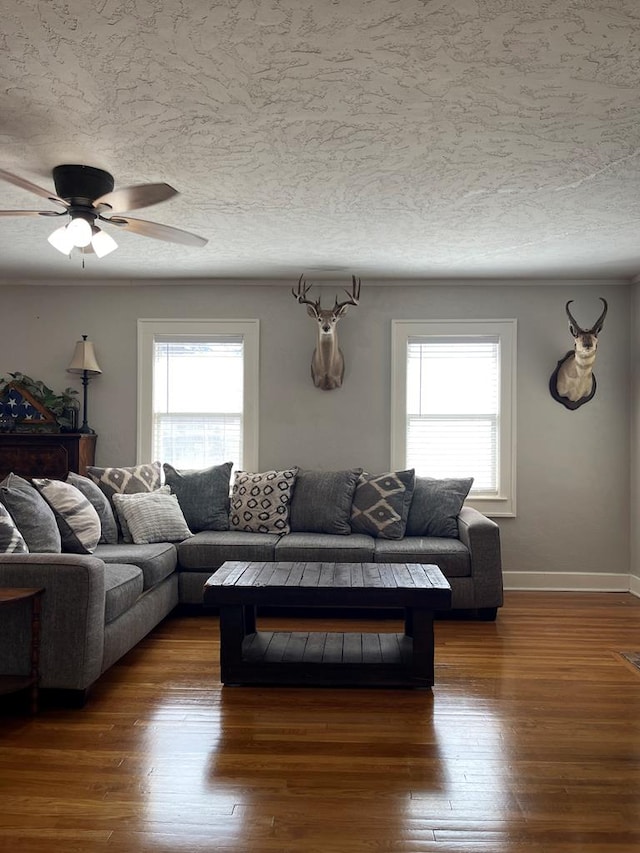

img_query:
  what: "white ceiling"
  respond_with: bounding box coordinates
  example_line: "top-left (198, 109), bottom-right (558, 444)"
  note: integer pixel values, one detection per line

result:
top-left (1, 0), bottom-right (640, 283)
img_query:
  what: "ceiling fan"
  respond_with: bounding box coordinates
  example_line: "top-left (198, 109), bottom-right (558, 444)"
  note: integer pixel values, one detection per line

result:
top-left (0, 164), bottom-right (208, 258)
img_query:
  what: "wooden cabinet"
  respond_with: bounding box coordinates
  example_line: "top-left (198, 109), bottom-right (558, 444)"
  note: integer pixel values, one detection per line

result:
top-left (0, 433), bottom-right (97, 480)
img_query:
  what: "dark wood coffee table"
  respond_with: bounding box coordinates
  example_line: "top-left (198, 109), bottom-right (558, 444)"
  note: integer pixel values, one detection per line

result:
top-left (203, 561), bottom-right (451, 688)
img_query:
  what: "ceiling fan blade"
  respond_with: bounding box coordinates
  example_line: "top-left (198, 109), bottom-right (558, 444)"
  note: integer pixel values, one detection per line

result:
top-left (105, 215), bottom-right (208, 247)
top-left (0, 209), bottom-right (64, 217)
top-left (94, 183), bottom-right (178, 213)
top-left (0, 169), bottom-right (69, 208)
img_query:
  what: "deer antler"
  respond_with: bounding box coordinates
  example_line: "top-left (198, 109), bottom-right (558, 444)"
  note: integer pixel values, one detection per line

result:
top-left (333, 275), bottom-right (361, 312)
top-left (292, 275), bottom-right (321, 316)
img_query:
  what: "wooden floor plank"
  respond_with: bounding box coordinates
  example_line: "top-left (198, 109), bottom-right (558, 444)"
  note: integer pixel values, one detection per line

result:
top-left (1, 591), bottom-right (640, 852)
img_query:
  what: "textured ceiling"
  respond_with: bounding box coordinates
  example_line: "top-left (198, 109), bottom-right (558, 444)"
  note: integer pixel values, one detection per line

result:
top-left (1, 0), bottom-right (640, 282)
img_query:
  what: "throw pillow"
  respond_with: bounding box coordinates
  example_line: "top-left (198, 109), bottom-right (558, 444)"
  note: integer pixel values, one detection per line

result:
top-left (229, 468), bottom-right (298, 534)
top-left (0, 503), bottom-right (28, 553)
top-left (32, 478), bottom-right (101, 554)
top-left (66, 472), bottom-right (118, 544)
top-left (163, 461), bottom-right (233, 532)
top-left (0, 473), bottom-right (61, 553)
top-left (87, 462), bottom-right (162, 542)
top-left (87, 461), bottom-right (162, 502)
top-left (289, 468), bottom-right (362, 535)
top-left (112, 490), bottom-right (192, 544)
top-left (350, 469), bottom-right (415, 539)
top-left (405, 476), bottom-right (474, 538)
top-left (111, 485), bottom-right (171, 543)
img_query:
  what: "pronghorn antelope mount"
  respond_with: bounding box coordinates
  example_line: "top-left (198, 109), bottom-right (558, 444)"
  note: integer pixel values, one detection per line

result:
top-left (292, 274), bottom-right (361, 390)
top-left (549, 298), bottom-right (608, 409)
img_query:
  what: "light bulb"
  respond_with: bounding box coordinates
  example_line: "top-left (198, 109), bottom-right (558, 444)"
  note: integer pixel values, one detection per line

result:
top-left (67, 216), bottom-right (93, 248)
top-left (91, 228), bottom-right (118, 258)
top-left (48, 224), bottom-right (75, 255)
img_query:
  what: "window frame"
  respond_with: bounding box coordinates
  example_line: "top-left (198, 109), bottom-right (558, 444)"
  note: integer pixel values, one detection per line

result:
top-left (137, 318), bottom-right (259, 470)
top-left (391, 318), bottom-right (517, 517)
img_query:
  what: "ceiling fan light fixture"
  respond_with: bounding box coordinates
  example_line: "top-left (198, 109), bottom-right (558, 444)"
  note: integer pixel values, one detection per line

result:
top-left (47, 223), bottom-right (75, 255)
top-left (90, 226), bottom-right (118, 258)
top-left (66, 215), bottom-right (93, 248)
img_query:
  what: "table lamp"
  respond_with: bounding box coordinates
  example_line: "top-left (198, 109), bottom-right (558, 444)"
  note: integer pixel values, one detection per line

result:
top-left (67, 335), bottom-right (102, 434)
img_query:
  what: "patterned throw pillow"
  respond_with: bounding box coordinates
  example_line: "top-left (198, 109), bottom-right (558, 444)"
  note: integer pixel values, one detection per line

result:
top-left (87, 462), bottom-right (162, 542)
top-left (32, 478), bottom-right (101, 554)
top-left (0, 503), bottom-right (28, 553)
top-left (66, 472), bottom-right (118, 545)
top-left (87, 461), bottom-right (162, 502)
top-left (350, 469), bottom-right (415, 539)
top-left (112, 490), bottom-right (192, 544)
top-left (405, 476), bottom-right (474, 538)
top-left (229, 469), bottom-right (298, 534)
top-left (0, 473), bottom-right (61, 553)
top-left (163, 461), bottom-right (233, 532)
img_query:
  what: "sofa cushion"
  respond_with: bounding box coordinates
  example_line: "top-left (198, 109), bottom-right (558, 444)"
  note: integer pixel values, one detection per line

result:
top-left (32, 478), bottom-right (101, 554)
top-left (0, 473), bottom-right (61, 553)
top-left (374, 536), bottom-right (471, 578)
top-left (66, 472), bottom-right (118, 545)
top-left (163, 461), bottom-right (232, 532)
top-left (177, 530), bottom-right (280, 571)
top-left (103, 563), bottom-right (144, 624)
top-left (112, 490), bottom-right (192, 544)
top-left (0, 503), bottom-right (28, 553)
top-left (274, 532), bottom-right (375, 563)
top-left (95, 542), bottom-right (178, 590)
top-left (229, 468), bottom-right (297, 534)
top-left (289, 468), bottom-right (362, 535)
top-left (406, 477), bottom-right (474, 538)
top-left (350, 469), bottom-right (415, 539)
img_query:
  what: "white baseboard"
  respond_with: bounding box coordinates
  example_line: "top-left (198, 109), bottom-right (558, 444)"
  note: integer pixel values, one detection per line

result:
top-left (503, 571), bottom-right (630, 592)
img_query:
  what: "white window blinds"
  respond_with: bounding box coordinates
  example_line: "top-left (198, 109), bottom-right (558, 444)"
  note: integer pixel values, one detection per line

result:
top-left (152, 336), bottom-right (244, 470)
top-left (406, 336), bottom-right (500, 494)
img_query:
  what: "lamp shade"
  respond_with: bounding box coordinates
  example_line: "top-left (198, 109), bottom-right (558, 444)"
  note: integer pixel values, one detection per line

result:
top-left (67, 336), bottom-right (102, 375)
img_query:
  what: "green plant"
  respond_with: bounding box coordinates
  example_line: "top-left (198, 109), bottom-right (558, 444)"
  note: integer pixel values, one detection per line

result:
top-left (0, 372), bottom-right (79, 430)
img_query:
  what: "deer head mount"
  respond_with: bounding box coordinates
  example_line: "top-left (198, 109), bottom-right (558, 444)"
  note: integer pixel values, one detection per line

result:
top-left (549, 298), bottom-right (608, 409)
top-left (292, 274), bottom-right (361, 390)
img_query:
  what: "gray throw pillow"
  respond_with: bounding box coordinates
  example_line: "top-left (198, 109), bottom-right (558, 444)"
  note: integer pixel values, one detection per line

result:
top-left (0, 473), bottom-right (61, 553)
top-left (350, 469), bottom-right (415, 539)
top-left (163, 461), bottom-right (232, 532)
top-left (0, 503), bottom-right (28, 553)
top-left (66, 472), bottom-right (118, 544)
top-left (405, 476), bottom-right (474, 538)
top-left (32, 478), bottom-right (101, 554)
top-left (289, 468), bottom-right (362, 535)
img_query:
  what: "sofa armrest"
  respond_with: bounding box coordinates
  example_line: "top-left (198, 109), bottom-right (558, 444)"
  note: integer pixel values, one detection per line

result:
top-left (0, 554), bottom-right (106, 690)
top-left (456, 506), bottom-right (504, 608)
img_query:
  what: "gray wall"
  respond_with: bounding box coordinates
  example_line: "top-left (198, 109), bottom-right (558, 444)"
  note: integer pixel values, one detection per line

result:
top-left (631, 281), bottom-right (640, 591)
top-left (0, 278), bottom-right (631, 585)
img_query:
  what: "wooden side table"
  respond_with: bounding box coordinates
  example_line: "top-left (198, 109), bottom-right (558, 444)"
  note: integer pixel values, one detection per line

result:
top-left (0, 587), bottom-right (44, 713)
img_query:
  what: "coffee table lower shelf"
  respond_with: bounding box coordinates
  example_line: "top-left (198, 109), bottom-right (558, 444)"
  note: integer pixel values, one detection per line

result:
top-left (221, 628), bottom-right (428, 688)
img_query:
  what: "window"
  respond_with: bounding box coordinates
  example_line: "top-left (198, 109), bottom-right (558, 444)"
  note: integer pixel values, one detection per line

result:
top-left (391, 319), bottom-right (516, 516)
top-left (137, 319), bottom-right (259, 470)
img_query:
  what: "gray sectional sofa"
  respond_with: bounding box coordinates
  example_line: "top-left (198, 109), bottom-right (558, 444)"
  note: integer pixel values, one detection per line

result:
top-left (0, 462), bottom-right (503, 700)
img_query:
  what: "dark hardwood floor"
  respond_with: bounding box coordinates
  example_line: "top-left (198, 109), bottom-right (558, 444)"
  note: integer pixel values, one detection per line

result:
top-left (1, 591), bottom-right (640, 852)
